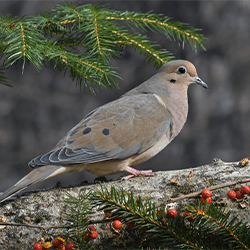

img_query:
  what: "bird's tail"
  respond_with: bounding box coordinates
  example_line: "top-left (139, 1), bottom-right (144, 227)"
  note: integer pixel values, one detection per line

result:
top-left (0, 165), bottom-right (66, 203)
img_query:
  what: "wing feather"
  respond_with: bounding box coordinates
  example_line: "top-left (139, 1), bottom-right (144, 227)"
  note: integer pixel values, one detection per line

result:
top-left (29, 94), bottom-right (172, 168)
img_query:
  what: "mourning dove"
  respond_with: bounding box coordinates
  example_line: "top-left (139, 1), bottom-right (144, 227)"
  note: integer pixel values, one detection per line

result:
top-left (0, 60), bottom-right (207, 202)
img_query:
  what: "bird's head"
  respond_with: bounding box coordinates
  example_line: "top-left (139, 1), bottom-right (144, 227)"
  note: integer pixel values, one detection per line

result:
top-left (160, 60), bottom-right (208, 92)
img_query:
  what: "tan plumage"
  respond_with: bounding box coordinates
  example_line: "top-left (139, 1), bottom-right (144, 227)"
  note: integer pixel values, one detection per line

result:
top-left (0, 60), bottom-right (207, 202)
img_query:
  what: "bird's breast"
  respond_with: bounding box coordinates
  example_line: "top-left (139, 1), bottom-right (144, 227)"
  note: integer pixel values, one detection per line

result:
top-left (167, 89), bottom-right (189, 139)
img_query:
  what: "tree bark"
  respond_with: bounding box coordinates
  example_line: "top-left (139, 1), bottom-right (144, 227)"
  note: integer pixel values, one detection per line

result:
top-left (0, 158), bottom-right (249, 249)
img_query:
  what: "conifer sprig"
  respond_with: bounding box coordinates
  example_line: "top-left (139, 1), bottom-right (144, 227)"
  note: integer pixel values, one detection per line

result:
top-left (103, 10), bottom-right (206, 50)
top-left (0, 3), bottom-right (206, 88)
top-left (90, 185), bottom-right (206, 249)
top-left (185, 203), bottom-right (250, 250)
top-left (84, 185), bottom-right (250, 249)
top-left (64, 191), bottom-right (92, 249)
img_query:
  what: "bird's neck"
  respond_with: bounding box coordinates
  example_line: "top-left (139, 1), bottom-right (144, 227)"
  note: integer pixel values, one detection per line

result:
top-left (129, 81), bottom-right (189, 138)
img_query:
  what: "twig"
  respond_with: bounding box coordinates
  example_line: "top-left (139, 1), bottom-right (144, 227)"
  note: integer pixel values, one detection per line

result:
top-left (0, 221), bottom-right (68, 229)
top-left (163, 178), bottom-right (250, 206)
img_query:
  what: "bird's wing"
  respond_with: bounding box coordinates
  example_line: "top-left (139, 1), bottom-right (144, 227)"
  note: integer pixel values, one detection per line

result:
top-left (29, 94), bottom-right (172, 167)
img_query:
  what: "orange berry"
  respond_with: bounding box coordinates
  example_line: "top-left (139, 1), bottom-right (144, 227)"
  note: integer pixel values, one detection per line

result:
top-left (58, 245), bottom-right (65, 250)
top-left (227, 190), bottom-right (236, 199)
top-left (184, 212), bottom-right (196, 222)
top-left (113, 220), bottom-right (122, 229)
top-left (53, 238), bottom-right (64, 247)
top-left (65, 242), bottom-right (76, 250)
top-left (88, 225), bottom-right (96, 232)
top-left (157, 209), bottom-right (166, 219)
top-left (236, 190), bottom-right (244, 199)
top-left (82, 232), bottom-right (89, 240)
top-left (33, 242), bottom-right (43, 250)
top-left (89, 230), bottom-right (98, 239)
top-left (167, 208), bottom-right (177, 218)
top-left (240, 186), bottom-right (250, 194)
top-left (201, 189), bottom-right (212, 198)
top-left (200, 196), bottom-right (212, 205)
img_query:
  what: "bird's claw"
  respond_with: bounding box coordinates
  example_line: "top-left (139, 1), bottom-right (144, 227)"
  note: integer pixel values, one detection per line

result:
top-left (122, 166), bottom-right (154, 180)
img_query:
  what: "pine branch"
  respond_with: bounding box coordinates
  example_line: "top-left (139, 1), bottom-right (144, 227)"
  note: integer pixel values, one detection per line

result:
top-left (46, 43), bottom-right (120, 91)
top-left (90, 184), bottom-right (205, 249)
top-left (103, 10), bottom-right (206, 50)
top-left (104, 27), bottom-right (174, 67)
top-left (64, 190), bottom-right (92, 247)
top-left (2, 17), bottom-right (46, 72)
top-left (0, 2), bottom-right (207, 90)
top-left (184, 203), bottom-right (250, 250)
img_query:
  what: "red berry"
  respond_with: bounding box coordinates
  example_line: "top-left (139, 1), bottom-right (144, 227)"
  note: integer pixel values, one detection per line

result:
top-left (157, 210), bottom-right (166, 219)
top-left (113, 220), bottom-right (122, 229)
top-left (53, 238), bottom-right (64, 247)
top-left (240, 186), bottom-right (250, 194)
top-left (88, 225), bottom-right (96, 232)
top-left (127, 220), bottom-right (137, 229)
top-left (200, 196), bottom-right (212, 205)
top-left (227, 190), bottom-right (236, 199)
top-left (65, 242), bottom-right (76, 250)
top-left (202, 189), bottom-right (212, 198)
top-left (58, 246), bottom-right (65, 250)
top-left (167, 208), bottom-right (177, 218)
top-left (184, 212), bottom-right (196, 222)
top-left (236, 190), bottom-right (244, 199)
top-left (89, 230), bottom-right (98, 239)
top-left (82, 232), bottom-right (89, 240)
top-left (33, 242), bottom-right (43, 250)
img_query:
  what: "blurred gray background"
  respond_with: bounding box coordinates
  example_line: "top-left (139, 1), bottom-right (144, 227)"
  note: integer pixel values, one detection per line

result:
top-left (1, 1), bottom-right (250, 193)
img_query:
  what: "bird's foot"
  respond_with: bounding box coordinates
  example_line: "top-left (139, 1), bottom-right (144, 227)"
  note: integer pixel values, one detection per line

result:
top-left (122, 166), bottom-right (154, 180)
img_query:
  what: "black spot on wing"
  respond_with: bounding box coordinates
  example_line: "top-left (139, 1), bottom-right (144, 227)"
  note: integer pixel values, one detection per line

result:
top-left (83, 127), bottom-right (91, 134)
top-left (102, 128), bottom-right (110, 135)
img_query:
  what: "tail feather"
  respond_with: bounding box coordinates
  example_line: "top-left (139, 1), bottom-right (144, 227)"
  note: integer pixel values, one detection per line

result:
top-left (0, 165), bottom-right (66, 203)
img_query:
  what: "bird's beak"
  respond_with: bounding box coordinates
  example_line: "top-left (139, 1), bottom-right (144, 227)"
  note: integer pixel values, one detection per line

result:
top-left (193, 76), bottom-right (208, 89)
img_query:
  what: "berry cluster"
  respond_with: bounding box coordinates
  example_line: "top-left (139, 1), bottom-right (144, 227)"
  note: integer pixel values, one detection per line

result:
top-left (183, 188), bottom-right (213, 223)
top-left (82, 225), bottom-right (99, 240)
top-left (33, 185), bottom-right (250, 249)
top-left (227, 185), bottom-right (250, 200)
top-left (33, 228), bottom-right (99, 250)
top-left (33, 238), bottom-right (75, 250)
top-left (200, 189), bottom-right (212, 205)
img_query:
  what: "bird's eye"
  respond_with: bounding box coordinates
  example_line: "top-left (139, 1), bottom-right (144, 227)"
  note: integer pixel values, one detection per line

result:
top-left (177, 66), bottom-right (187, 74)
